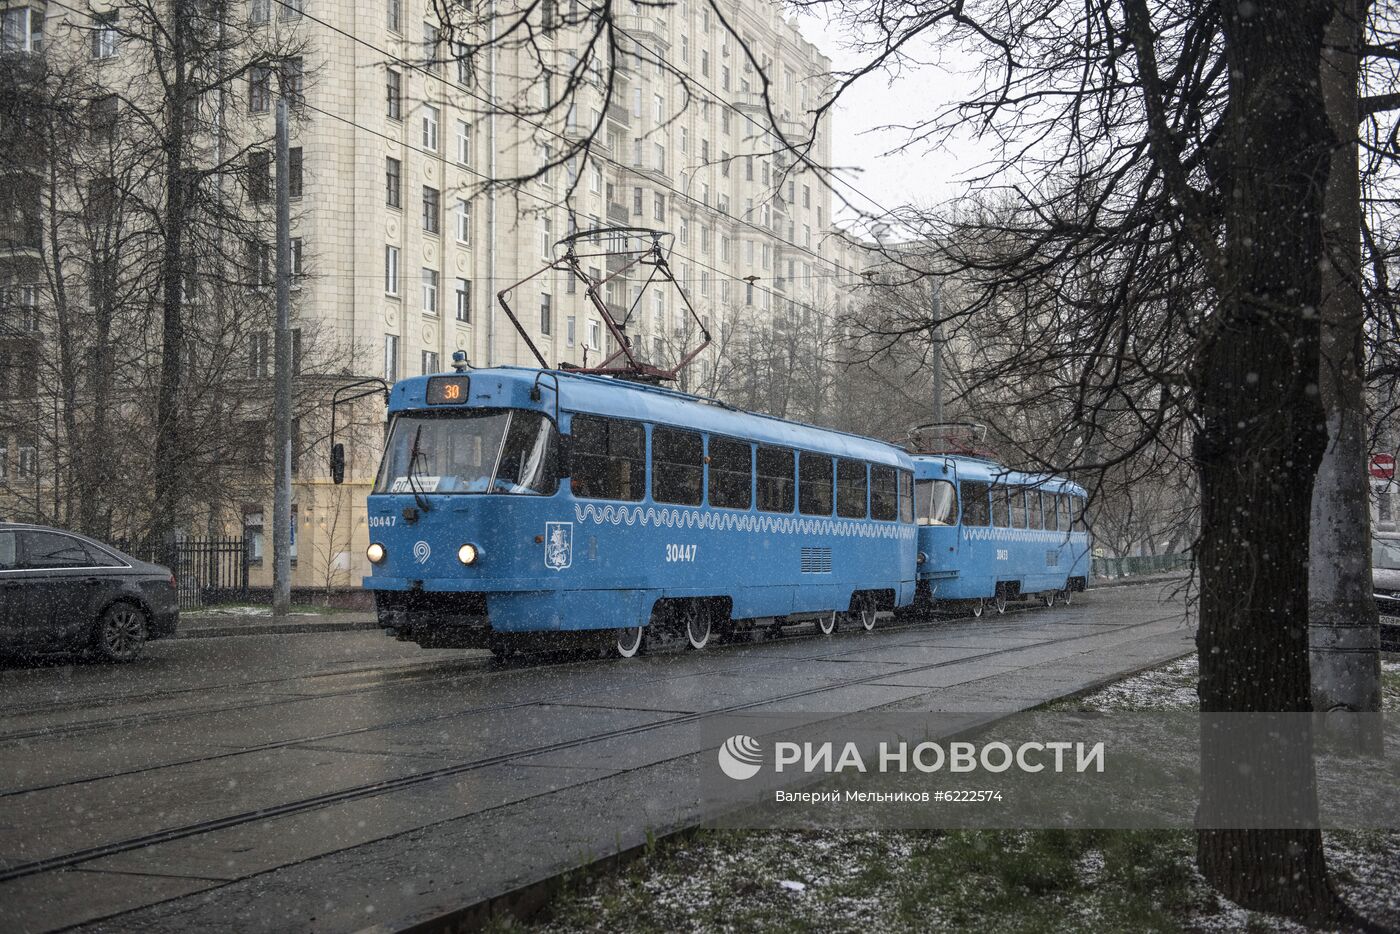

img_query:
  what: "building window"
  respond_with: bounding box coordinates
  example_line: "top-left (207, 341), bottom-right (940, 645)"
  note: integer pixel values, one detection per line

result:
top-left (290, 237), bottom-right (304, 280)
top-left (456, 119), bottom-right (472, 164)
top-left (566, 315), bottom-right (576, 347)
top-left (386, 157), bottom-right (401, 208)
top-left (456, 198), bottom-right (472, 243)
top-left (385, 334), bottom-right (400, 382)
top-left (653, 193), bottom-right (665, 222)
top-left (248, 150), bottom-right (271, 202)
top-left (91, 12), bottom-right (118, 60)
top-left (279, 57), bottom-right (304, 103)
top-left (386, 68), bottom-right (402, 121)
top-left (2, 6), bottom-right (43, 52)
top-left (422, 186), bottom-right (440, 233)
top-left (0, 441), bottom-right (6, 479)
top-left (587, 319), bottom-right (601, 350)
top-left (540, 292), bottom-right (552, 335)
top-left (422, 350), bottom-right (439, 374)
top-left (288, 147), bottom-right (303, 198)
top-left (249, 66), bottom-right (271, 112)
top-left (249, 0), bottom-right (270, 24)
top-left (455, 278), bottom-right (471, 323)
top-left (422, 22), bottom-right (441, 73)
top-left (633, 187), bottom-right (643, 216)
top-left (387, 0), bottom-right (401, 33)
top-left (422, 104), bottom-right (439, 151)
top-left (539, 215), bottom-right (552, 258)
top-left (385, 245), bottom-right (399, 294)
top-left (279, 0), bottom-right (302, 20)
top-left (244, 510), bottom-right (265, 563)
top-left (653, 143), bottom-right (665, 173)
top-left (249, 330), bottom-right (271, 377)
top-left (422, 268), bottom-right (439, 314)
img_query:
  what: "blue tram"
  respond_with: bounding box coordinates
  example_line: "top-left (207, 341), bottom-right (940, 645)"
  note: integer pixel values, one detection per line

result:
top-left (911, 454), bottom-right (1090, 616)
top-left (360, 365), bottom-right (918, 657)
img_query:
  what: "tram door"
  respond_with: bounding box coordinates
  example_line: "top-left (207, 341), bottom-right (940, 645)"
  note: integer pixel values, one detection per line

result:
top-left (917, 466), bottom-right (961, 576)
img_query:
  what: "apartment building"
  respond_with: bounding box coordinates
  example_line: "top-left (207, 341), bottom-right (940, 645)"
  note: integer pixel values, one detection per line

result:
top-left (0, 0), bottom-right (867, 590)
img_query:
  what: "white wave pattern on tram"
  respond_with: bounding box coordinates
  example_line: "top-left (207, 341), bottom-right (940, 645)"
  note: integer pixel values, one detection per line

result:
top-left (962, 526), bottom-right (1088, 544)
top-left (573, 503), bottom-right (916, 541)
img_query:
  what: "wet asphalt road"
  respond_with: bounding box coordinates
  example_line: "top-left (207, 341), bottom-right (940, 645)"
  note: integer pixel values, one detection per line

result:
top-left (0, 583), bottom-right (1194, 933)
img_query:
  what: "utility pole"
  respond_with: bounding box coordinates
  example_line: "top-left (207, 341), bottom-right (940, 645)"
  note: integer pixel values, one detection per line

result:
top-left (929, 284), bottom-right (944, 424)
top-left (272, 98), bottom-right (292, 616)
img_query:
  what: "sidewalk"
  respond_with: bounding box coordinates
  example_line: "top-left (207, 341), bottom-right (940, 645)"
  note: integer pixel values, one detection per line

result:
top-left (174, 609), bottom-right (379, 639)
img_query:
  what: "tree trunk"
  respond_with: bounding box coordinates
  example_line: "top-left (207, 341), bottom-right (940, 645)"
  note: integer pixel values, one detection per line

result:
top-left (1308, 0), bottom-right (1383, 736)
top-left (150, 10), bottom-right (190, 549)
top-left (1194, 0), bottom-right (1344, 922)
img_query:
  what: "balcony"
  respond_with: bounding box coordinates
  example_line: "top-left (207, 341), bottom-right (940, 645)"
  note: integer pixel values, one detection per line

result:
top-left (616, 14), bottom-right (670, 47)
top-left (606, 202), bottom-right (629, 224)
top-left (606, 103), bottom-right (630, 127)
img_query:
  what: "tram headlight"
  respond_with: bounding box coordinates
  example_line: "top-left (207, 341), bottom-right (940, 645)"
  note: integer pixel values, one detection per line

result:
top-left (367, 542), bottom-right (386, 564)
top-left (457, 543), bottom-right (479, 565)
top-left (917, 551), bottom-right (928, 566)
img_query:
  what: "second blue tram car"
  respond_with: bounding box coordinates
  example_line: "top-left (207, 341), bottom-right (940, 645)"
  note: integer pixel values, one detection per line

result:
top-left (911, 454), bottom-right (1090, 615)
top-left (361, 367), bottom-right (919, 656)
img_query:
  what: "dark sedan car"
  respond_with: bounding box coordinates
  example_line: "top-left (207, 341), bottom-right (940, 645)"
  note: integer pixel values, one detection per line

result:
top-left (0, 523), bottom-right (178, 661)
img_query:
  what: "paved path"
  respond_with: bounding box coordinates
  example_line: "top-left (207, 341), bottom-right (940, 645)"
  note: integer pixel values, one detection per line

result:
top-left (0, 580), bottom-right (1194, 933)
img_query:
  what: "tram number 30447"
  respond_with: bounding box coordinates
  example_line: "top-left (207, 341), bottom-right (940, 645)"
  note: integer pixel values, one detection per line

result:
top-left (665, 543), bottom-right (698, 563)
top-left (996, 549), bottom-right (1009, 561)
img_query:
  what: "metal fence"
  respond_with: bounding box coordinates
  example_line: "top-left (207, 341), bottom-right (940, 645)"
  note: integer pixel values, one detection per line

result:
top-left (114, 537), bottom-right (249, 610)
top-left (1092, 553), bottom-right (1191, 580)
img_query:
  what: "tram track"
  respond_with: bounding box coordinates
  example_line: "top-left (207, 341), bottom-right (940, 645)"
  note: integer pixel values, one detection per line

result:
top-left (0, 603), bottom-right (1185, 885)
top-left (0, 604), bottom-right (1013, 796)
top-left (0, 596), bottom-right (1071, 749)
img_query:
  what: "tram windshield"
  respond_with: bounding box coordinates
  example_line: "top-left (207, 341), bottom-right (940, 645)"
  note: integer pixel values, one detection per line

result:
top-left (1374, 537), bottom-right (1400, 571)
top-left (915, 479), bottom-right (958, 525)
top-left (373, 409), bottom-right (559, 495)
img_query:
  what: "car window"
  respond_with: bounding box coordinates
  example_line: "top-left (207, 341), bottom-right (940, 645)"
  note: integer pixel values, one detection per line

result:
top-left (84, 543), bottom-right (127, 568)
top-left (0, 531), bottom-right (15, 570)
top-left (21, 531), bottom-right (95, 569)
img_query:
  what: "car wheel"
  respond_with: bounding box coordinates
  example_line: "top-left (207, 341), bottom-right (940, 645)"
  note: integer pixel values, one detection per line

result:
top-left (93, 602), bottom-right (148, 662)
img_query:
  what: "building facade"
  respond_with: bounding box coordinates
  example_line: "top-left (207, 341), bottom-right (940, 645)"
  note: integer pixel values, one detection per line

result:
top-left (0, 0), bottom-right (867, 591)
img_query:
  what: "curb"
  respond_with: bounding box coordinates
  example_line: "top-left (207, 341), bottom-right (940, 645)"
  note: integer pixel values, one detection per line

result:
top-left (174, 619), bottom-right (379, 639)
top-left (1088, 572), bottom-right (1189, 590)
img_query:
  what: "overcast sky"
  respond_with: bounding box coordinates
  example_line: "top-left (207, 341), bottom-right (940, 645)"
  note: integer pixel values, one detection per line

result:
top-left (801, 15), bottom-right (989, 225)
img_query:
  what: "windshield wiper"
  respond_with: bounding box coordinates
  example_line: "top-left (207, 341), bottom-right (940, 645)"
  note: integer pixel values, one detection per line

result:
top-left (406, 424), bottom-right (432, 513)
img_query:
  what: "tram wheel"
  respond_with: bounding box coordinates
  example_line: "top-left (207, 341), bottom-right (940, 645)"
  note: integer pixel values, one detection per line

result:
top-left (684, 602), bottom-right (712, 650)
top-left (849, 598), bottom-right (878, 632)
top-left (971, 598), bottom-right (985, 619)
top-left (1043, 592), bottom-right (1056, 608)
top-left (1057, 588), bottom-right (1073, 606)
top-left (993, 590), bottom-right (1008, 615)
top-left (818, 610), bottom-right (838, 636)
top-left (615, 625), bottom-right (645, 658)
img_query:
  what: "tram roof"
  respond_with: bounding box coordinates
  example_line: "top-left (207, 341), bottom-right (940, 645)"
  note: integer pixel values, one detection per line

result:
top-left (389, 367), bottom-right (913, 467)
top-left (910, 453), bottom-right (1086, 497)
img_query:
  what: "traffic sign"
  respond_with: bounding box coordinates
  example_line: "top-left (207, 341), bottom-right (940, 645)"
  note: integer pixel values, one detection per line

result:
top-left (1370, 453), bottom-right (1396, 480)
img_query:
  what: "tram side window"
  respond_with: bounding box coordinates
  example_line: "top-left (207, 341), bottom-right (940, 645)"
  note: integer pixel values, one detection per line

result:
top-left (1045, 492), bottom-right (1060, 531)
top-left (1011, 487), bottom-right (1028, 527)
top-left (1058, 494), bottom-right (1073, 531)
top-left (836, 459), bottom-right (868, 519)
top-left (1027, 490), bottom-right (1044, 529)
top-left (961, 480), bottom-right (990, 527)
top-left (871, 465), bottom-right (899, 521)
top-left (799, 452), bottom-right (834, 516)
top-left (899, 470), bottom-right (915, 523)
top-left (991, 485), bottom-right (1011, 527)
top-left (915, 479), bottom-right (957, 525)
top-left (1073, 495), bottom-right (1088, 530)
top-left (652, 427), bottom-right (703, 506)
top-left (756, 445), bottom-right (795, 513)
top-left (570, 415), bottom-right (645, 501)
top-left (708, 436), bottom-right (752, 510)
